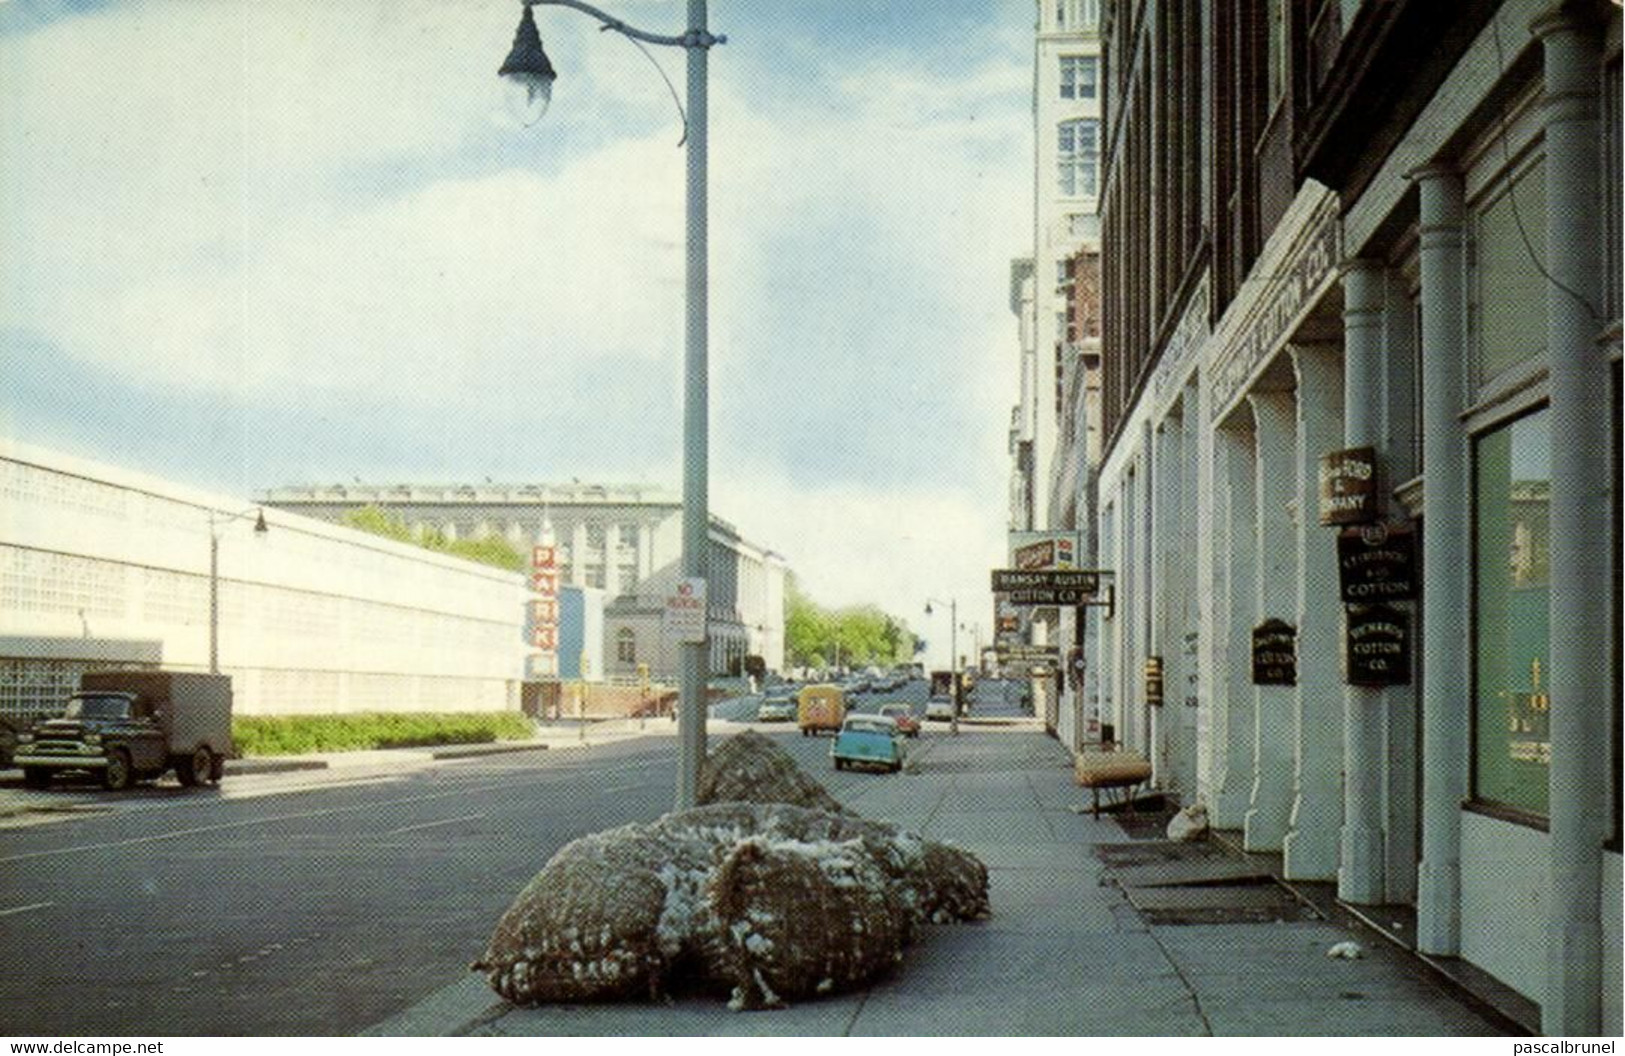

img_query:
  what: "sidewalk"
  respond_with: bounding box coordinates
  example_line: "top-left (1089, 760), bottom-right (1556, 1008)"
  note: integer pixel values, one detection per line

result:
top-left (364, 726), bottom-right (1510, 1037)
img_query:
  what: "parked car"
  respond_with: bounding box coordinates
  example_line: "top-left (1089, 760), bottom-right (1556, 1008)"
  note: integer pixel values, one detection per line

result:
top-left (877, 702), bottom-right (920, 738)
top-left (756, 694), bottom-right (797, 722)
top-left (830, 713), bottom-right (904, 772)
top-left (925, 695), bottom-right (956, 722)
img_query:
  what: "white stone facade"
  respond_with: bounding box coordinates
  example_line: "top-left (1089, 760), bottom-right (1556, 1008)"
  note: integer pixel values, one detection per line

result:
top-left (1, 441), bottom-right (529, 720)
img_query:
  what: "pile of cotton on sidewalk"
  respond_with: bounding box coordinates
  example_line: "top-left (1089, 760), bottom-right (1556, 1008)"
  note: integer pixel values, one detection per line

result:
top-left (472, 735), bottom-right (989, 1011)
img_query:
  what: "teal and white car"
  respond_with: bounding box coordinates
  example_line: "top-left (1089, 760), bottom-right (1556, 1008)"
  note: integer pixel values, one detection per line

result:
top-left (830, 713), bottom-right (904, 773)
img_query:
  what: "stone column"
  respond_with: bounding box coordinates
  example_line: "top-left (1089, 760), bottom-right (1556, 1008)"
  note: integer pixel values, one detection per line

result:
top-left (571, 523), bottom-right (589, 587)
top-left (1380, 268), bottom-right (1421, 906)
top-left (1245, 390), bottom-right (1297, 852)
top-left (1338, 259), bottom-right (1390, 904)
top-left (1211, 417), bottom-right (1258, 830)
top-left (1283, 344), bottom-right (1344, 880)
top-left (1534, 1), bottom-right (1609, 1035)
top-left (1411, 164), bottom-right (1469, 957)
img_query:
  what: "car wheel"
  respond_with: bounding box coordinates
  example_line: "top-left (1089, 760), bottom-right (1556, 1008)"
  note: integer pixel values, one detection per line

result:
top-left (102, 749), bottom-right (133, 792)
top-left (210, 751), bottom-right (226, 783)
top-left (180, 746), bottom-right (215, 787)
top-left (833, 758), bottom-right (846, 771)
top-left (22, 767), bottom-right (50, 789)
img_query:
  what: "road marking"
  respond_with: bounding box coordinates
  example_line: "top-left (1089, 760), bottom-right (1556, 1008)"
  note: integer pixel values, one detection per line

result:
top-left (385, 813), bottom-right (485, 836)
top-left (0, 760), bottom-right (667, 865)
top-left (0, 900), bottom-right (56, 916)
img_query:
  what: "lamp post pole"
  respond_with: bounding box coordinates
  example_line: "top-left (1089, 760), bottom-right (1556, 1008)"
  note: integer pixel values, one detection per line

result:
top-left (926, 597), bottom-right (959, 736)
top-left (503, 0), bottom-right (722, 809)
top-left (674, 0), bottom-right (710, 812)
top-left (208, 508), bottom-right (268, 676)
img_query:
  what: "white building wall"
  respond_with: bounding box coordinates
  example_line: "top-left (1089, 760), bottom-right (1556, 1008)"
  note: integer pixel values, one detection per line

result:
top-left (1033, 0), bottom-right (1103, 530)
top-left (0, 441), bottom-right (528, 718)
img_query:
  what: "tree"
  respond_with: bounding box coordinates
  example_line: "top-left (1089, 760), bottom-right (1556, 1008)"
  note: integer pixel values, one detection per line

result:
top-left (782, 574), bottom-right (917, 669)
top-left (342, 505), bottom-right (525, 573)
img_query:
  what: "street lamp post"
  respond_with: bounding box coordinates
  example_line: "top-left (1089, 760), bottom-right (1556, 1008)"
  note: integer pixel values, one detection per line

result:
top-left (925, 598), bottom-right (959, 736)
top-left (499, 0), bottom-right (724, 809)
top-left (208, 507), bottom-right (269, 676)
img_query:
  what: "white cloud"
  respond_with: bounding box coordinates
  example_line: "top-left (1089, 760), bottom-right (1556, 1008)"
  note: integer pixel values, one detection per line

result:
top-left (714, 468), bottom-right (1004, 668)
top-left (2, 0), bottom-right (1033, 632)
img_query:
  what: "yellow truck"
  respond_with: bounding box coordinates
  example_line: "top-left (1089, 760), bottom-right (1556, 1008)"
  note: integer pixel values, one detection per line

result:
top-left (796, 683), bottom-right (846, 737)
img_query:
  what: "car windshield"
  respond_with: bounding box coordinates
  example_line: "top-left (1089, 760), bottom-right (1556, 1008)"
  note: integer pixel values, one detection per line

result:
top-left (845, 719), bottom-right (891, 735)
top-left (63, 695), bottom-right (132, 720)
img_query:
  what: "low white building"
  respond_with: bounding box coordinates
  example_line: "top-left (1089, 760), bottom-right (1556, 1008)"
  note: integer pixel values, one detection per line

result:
top-left (264, 480), bottom-right (789, 680)
top-left (1, 440), bottom-right (531, 719)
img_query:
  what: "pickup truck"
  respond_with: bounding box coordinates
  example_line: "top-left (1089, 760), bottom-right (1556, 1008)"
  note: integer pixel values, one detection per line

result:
top-left (13, 671), bottom-right (232, 791)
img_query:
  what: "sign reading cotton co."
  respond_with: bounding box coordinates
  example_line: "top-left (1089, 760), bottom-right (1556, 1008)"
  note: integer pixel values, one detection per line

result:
top-left (1337, 521), bottom-right (1417, 602)
top-left (1319, 446), bottom-right (1378, 524)
top-left (1345, 604), bottom-right (1410, 686)
top-left (1252, 619), bottom-right (1297, 686)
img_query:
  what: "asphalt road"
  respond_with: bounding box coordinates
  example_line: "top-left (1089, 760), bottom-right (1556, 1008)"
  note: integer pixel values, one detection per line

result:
top-left (0, 738), bottom-right (680, 1036)
top-left (0, 677), bottom-right (1029, 1036)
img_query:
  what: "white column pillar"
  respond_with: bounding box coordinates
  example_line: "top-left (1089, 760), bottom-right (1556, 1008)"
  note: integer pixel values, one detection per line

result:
top-left (1211, 418), bottom-right (1257, 829)
top-left (1283, 344), bottom-right (1345, 880)
top-left (1411, 163), bottom-right (1469, 957)
top-left (1380, 268), bottom-right (1422, 906)
top-left (571, 523), bottom-right (589, 587)
top-left (1153, 418), bottom-right (1182, 787)
top-left (1245, 390), bottom-right (1297, 852)
top-left (1534, 2), bottom-right (1609, 1035)
top-left (1338, 259), bottom-right (1391, 904)
top-left (1189, 376), bottom-right (1215, 799)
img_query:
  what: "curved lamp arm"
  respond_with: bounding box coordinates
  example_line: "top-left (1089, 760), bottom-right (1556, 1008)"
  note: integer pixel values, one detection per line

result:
top-left (527, 0), bottom-right (726, 50)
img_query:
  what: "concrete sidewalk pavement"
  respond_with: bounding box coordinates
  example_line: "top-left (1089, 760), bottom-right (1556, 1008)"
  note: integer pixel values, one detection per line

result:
top-left (364, 726), bottom-right (1508, 1037)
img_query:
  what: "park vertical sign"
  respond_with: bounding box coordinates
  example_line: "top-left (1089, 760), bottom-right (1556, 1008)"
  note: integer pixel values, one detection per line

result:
top-left (530, 544), bottom-right (560, 678)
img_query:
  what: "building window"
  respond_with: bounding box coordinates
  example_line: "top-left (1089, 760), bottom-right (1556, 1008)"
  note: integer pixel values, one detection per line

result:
top-left (586, 565), bottom-right (606, 590)
top-left (617, 522), bottom-right (640, 548)
top-left (1473, 407), bottom-right (1551, 818)
top-left (1058, 118), bottom-right (1099, 198)
top-left (586, 523), bottom-right (607, 549)
top-left (1060, 55), bottom-right (1098, 100)
top-left (616, 628), bottom-right (636, 664)
top-left (1471, 157), bottom-right (1547, 388)
top-left (618, 564), bottom-right (638, 595)
top-left (1054, 0), bottom-right (1099, 29)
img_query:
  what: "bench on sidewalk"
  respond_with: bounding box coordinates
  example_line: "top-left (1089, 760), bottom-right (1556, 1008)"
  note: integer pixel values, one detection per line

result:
top-left (1073, 750), bottom-right (1152, 817)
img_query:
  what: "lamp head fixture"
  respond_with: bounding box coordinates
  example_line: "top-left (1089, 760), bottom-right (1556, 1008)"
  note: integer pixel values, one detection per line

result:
top-left (499, 5), bottom-right (557, 126)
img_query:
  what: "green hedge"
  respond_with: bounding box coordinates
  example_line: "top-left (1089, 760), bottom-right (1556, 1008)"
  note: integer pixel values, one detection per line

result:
top-left (232, 712), bottom-right (533, 757)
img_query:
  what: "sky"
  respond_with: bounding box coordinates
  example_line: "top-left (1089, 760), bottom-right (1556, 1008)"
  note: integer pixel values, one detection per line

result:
top-left (0, 0), bottom-right (1034, 667)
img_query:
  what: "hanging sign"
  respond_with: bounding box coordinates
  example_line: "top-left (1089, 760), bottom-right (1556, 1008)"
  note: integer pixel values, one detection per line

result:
top-left (1319, 446), bottom-right (1378, 525)
top-left (992, 569), bottom-right (1102, 593)
top-left (1344, 604), bottom-right (1411, 686)
top-left (1337, 521), bottom-right (1417, 602)
top-left (997, 644), bottom-right (1060, 662)
top-left (1252, 619), bottom-right (1297, 686)
top-left (1143, 656), bottom-right (1165, 706)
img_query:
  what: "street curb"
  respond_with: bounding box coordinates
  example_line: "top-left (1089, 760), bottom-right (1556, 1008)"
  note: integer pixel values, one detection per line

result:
top-left (223, 758), bottom-right (328, 776)
top-left (429, 742), bottom-right (550, 761)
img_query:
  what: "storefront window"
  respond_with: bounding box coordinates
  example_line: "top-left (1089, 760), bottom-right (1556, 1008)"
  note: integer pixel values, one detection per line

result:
top-left (1473, 407), bottom-right (1551, 817)
top-left (1471, 158), bottom-right (1546, 387)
